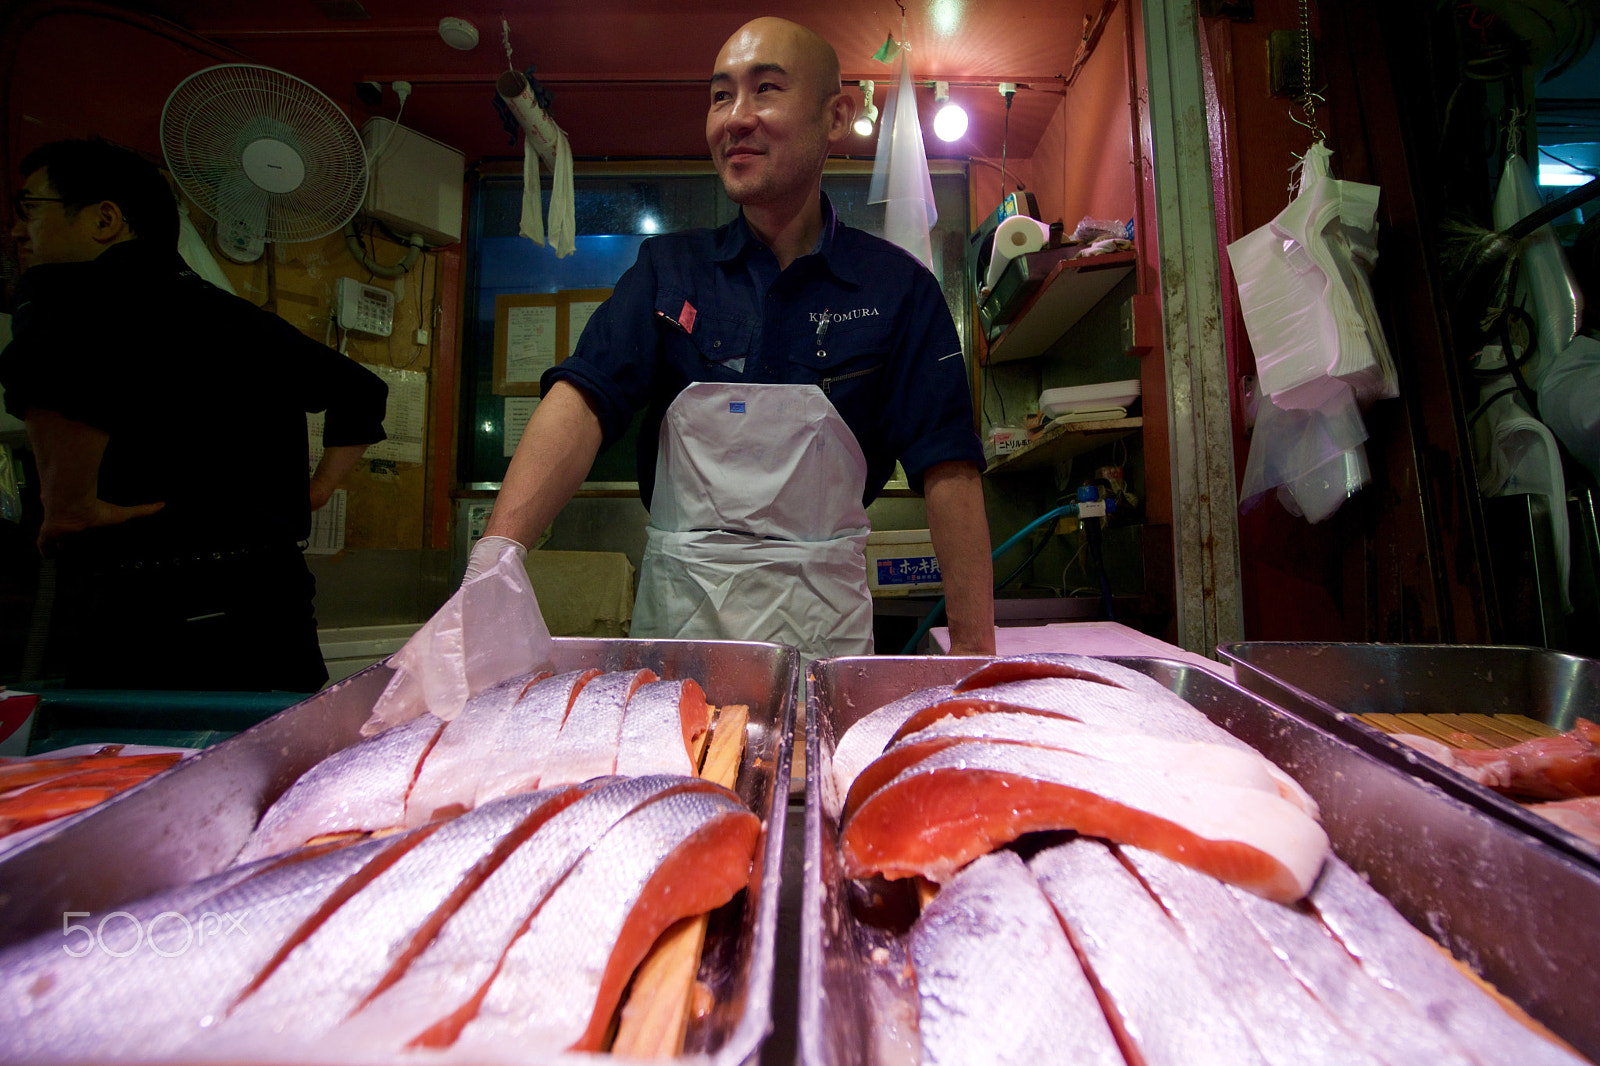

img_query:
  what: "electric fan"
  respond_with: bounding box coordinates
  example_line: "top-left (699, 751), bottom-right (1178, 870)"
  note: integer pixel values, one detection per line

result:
top-left (160, 63), bottom-right (368, 263)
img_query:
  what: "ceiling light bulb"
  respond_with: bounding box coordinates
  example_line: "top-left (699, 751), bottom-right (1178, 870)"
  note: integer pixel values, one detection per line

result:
top-left (933, 82), bottom-right (968, 141)
top-left (854, 80), bottom-right (878, 136)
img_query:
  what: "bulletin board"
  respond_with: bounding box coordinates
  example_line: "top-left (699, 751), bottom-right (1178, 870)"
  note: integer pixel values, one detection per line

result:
top-left (492, 288), bottom-right (612, 396)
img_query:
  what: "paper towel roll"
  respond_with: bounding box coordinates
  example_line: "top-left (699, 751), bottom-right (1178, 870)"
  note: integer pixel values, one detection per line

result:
top-left (984, 215), bottom-right (1050, 290)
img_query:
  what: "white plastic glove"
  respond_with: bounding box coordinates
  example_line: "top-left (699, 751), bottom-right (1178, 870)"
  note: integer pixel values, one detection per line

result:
top-left (362, 533), bottom-right (549, 735)
top-left (463, 535), bottom-right (527, 584)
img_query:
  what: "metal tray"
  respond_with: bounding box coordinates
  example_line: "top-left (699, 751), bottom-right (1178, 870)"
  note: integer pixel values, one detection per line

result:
top-left (0, 637), bottom-right (798, 1066)
top-left (801, 655), bottom-right (1600, 1066)
top-left (1220, 641), bottom-right (1600, 867)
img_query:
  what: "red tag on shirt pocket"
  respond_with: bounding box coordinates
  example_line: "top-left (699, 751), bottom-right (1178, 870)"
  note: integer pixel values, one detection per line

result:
top-left (677, 300), bottom-right (697, 334)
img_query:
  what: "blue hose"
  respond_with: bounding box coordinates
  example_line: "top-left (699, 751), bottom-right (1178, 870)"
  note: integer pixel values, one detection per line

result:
top-left (897, 503), bottom-right (1080, 654)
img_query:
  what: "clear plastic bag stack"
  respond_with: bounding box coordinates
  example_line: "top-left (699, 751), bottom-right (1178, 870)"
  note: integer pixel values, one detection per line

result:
top-left (1229, 142), bottom-right (1397, 522)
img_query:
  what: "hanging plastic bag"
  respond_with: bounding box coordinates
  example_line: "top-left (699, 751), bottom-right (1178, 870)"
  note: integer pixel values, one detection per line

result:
top-left (869, 45), bottom-right (937, 269)
top-left (1229, 143), bottom-right (1396, 410)
top-left (1238, 376), bottom-right (1371, 524)
top-left (1471, 387), bottom-right (1573, 611)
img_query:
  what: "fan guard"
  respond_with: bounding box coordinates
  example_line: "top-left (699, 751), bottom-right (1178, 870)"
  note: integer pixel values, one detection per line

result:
top-left (161, 64), bottom-right (368, 258)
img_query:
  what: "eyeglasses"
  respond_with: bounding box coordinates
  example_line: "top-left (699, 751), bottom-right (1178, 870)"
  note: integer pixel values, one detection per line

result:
top-left (13, 194), bottom-right (66, 222)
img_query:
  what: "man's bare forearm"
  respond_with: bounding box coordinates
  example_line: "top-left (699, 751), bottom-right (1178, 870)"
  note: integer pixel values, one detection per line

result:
top-left (923, 460), bottom-right (996, 655)
top-left (25, 409), bottom-right (163, 549)
top-left (309, 444), bottom-right (370, 510)
top-left (483, 381), bottom-right (606, 546)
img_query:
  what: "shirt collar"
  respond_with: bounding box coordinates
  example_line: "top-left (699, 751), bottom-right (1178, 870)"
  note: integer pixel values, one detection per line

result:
top-left (712, 192), bottom-right (860, 287)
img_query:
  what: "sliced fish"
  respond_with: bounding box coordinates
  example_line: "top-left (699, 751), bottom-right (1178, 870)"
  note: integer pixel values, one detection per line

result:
top-left (1031, 839), bottom-right (1270, 1066)
top-left (1310, 857), bottom-right (1588, 1066)
top-left (841, 741), bottom-right (1328, 901)
top-left (1122, 846), bottom-right (1384, 1066)
top-left (828, 684), bottom-right (956, 817)
top-left (615, 678), bottom-right (711, 777)
top-left (954, 652), bottom-right (1191, 701)
top-left (403, 672), bottom-right (548, 827)
top-left (329, 774), bottom-right (727, 1052)
top-left (908, 850), bottom-right (1123, 1066)
top-left (843, 710), bottom-right (1291, 821)
top-left (453, 784), bottom-right (759, 1054)
top-left (540, 668), bottom-right (658, 787)
top-left (0, 828), bottom-right (427, 1062)
top-left (1227, 873), bottom-right (1480, 1066)
top-left (234, 714), bottom-right (445, 864)
top-left (191, 788), bottom-right (578, 1052)
top-left (472, 668), bottom-right (602, 806)
top-left (899, 680), bottom-right (1318, 817)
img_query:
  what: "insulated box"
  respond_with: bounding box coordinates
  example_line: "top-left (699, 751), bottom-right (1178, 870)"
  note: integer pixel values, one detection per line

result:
top-left (360, 118), bottom-right (465, 245)
top-left (802, 655), bottom-right (1600, 1065)
top-left (1219, 641), bottom-right (1600, 868)
top-left (0, 638), bottom-right (799, 1066)
top-left (865, 529), bottom-right (942, 595)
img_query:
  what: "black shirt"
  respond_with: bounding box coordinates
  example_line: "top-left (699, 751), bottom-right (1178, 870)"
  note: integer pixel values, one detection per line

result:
top-left (0, 240), bottom-right (388, 556)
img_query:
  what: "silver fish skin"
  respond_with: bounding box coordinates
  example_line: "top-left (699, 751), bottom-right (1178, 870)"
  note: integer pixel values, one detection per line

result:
top-left (828, 684), bottom-right (956, 818)
top-left (948, 677), bottom-right (1252, 750)
top-left (930, 678), bottom-right (1319, 817)
top-left (452, 786), bottom-right (749, 1054)
top-left (909, 850), bottom-right (1123, 1066)
top-left (471, 669), bottom-right (598, 806)
top-left (539, 669), bottom-right (655, 787)
top-left (328, 774), bottom-right (719, 1052)
top-left (1122, 846), bottom-right (1384, 1066)
top-left (403, 673), bottom-right (543, 827)
top-left (451, 784), bottom-right (748, 1049)
top-left (0, 830), bottom-right (413, 1062)
top-left (955, 652), bottom-right (1196, 702)
top-left (190, 789), bottom-right (566, 1053)
top-left (1031, 840), bottom-right (1271, 1066)
top-left (234, 713), bottom-right (444, 864)
top-left (614, 679), bottom-right (695, 777)
top-left (1310, 857), bottom-right (1588, 1066)
top-left (844, 740), bottom-right (1328, 899)
top-left (891, 711), bottom-right (1286, 798)
top-left (1227, 876), bottom-right (1481, 1066)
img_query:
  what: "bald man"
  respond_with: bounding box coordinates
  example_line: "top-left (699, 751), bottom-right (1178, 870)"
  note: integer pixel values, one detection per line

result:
top-left (476, 16), bottom-right (995, 660)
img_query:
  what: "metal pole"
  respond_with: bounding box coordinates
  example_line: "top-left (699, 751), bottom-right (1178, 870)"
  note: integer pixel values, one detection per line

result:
top-left (1141, 0), bottom-right (1246, 653)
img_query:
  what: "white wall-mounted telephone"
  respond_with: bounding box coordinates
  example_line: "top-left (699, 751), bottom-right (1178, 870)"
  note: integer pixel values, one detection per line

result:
top-left (335, 277), bottom-right (395, 337)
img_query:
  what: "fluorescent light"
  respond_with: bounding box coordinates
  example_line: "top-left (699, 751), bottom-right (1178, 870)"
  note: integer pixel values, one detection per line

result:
top-left (1540, 161), bottom-right (1592, 187)
top-left (933, 82), bottom-right (967, 142)
top-left (640, 214), bottom-right (660, 233)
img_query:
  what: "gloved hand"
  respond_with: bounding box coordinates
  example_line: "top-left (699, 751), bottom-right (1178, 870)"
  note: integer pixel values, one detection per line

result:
top-left (362, 532), bottom-right (549, 736)
top-left (463, 535), bottom-right (527, 584)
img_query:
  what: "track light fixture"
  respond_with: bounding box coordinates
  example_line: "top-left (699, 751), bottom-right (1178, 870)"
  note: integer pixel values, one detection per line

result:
top-left (932, 81), bottom-right (968, 142)
top-left (854, 79), bottom-right (879, 136)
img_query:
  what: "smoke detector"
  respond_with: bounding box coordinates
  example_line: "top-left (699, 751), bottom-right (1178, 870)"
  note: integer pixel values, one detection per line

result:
top-left (438, 17), bottom-right (479, 50)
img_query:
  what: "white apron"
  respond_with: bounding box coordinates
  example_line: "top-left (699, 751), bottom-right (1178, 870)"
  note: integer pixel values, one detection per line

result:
top-left (631, 382), bottom-right (874, 662)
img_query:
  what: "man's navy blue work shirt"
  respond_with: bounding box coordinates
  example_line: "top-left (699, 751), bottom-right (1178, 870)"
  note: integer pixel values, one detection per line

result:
top-left (543, 194), bottom-right (985, 510)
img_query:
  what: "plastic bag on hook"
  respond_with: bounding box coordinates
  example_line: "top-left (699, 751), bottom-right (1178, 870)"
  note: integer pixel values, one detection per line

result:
top-left (1238, 376), bottom-right (1371, 524)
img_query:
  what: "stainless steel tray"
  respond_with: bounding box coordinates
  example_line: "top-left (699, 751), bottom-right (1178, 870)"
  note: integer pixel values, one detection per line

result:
top-left (1220, 641), bottom-right (1600, 866)
top-left (801, 655), bottom-right (1600, 1066)
top-left (0, 637), bottom-right (798, 1066)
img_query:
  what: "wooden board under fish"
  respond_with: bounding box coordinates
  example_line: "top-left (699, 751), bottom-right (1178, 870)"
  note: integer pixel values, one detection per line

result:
top-left (612, 702), bottom-right (750, 1058)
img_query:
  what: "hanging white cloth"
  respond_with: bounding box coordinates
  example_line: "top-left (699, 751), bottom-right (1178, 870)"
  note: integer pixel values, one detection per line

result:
top-left (631, 382), bottom-right (874, 663)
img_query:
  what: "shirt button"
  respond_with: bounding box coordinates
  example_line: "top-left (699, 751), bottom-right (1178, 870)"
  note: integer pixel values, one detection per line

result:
top-left (713, 339), bottom-right (721, 348)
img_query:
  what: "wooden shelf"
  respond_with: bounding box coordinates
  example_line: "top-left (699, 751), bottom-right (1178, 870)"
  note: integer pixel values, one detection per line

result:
top-left (983, 249), bottom-right (1137, 365)
top-left (985, 416), bottom-right (1143, 476)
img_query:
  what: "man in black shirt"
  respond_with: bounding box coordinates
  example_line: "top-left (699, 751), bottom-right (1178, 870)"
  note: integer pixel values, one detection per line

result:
top-left (2, 139), bottom-right (388, 691)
